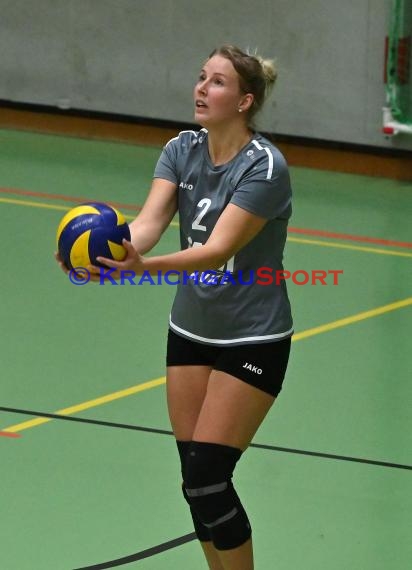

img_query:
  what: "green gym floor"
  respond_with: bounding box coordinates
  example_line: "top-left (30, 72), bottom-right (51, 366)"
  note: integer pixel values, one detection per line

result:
top-left (0, 127), bottom-right (411, 570)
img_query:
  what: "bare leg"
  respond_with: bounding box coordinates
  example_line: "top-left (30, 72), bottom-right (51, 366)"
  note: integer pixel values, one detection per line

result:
top-left (167, 366), bottom-right (275, 570)
top-left (167, 365), bottom-right (224, 569)
top-left (167, 365), bottom-right (212, 441)
top-left (192, 370), bottom-right (275, 570)
top-left (200, 542), bottom-right (225, 570)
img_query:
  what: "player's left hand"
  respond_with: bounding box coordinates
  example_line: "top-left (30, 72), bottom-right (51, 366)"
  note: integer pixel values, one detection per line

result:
top-left (92, 239), bottom-right (145, 280)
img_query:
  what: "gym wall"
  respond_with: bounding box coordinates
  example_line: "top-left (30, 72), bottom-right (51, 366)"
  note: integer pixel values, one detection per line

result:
top-left (1, 0), bottom-right (411, 151)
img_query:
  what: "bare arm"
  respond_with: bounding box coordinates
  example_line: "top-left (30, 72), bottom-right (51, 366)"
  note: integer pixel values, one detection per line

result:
top-left (129, 178), bottom-right (178, 254)
top-left (99, 202), bottom-right (267, 275)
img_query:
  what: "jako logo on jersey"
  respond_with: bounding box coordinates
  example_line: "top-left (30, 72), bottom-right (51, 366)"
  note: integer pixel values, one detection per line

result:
top-left (179, 182), bottom-right (194, 190)
top-left (242, 363), bottom-right (263, 375)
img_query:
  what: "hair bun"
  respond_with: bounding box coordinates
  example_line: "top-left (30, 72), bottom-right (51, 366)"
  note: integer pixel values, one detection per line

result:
top-left (257, 56), bottom-right (277, 91)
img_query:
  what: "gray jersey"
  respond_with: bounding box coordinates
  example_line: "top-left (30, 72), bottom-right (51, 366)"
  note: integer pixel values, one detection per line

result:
top-left (154, 129), bottom-right (293, 346)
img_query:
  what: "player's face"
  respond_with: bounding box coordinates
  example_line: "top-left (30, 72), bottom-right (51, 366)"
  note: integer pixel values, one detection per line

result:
top-left (194, 55), bottom-right (244, 126)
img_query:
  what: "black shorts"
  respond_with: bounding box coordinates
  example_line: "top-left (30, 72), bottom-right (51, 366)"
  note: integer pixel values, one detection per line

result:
top-left (166, 329), bottom-right (291, 397)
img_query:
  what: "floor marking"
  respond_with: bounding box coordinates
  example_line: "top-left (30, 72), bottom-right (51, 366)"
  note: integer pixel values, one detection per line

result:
top-left (0, 196), bottom-right (70, 212)
top-left (2, 297), bottom-right (411, 436)
top-left (250, 442), bottom-right (412, 470)
top-left (0, 187), bottom-right (141, 211)
top-left (292, 297), bottom-right (412, 342)
top-left (1, 377), bottom-right (165, 434)
top-left (73, 532), bottom-right (197, 569)
top-left (2, 196), bottom-right (411, 257)
top-left (0, 407), bottom-right (173, 436)
top-left (2, 405), bottom-right (412, 471)
top-left (0, 197), bottom-right (169, 229)
top-left (0, 430), bottom-right (21, 438)
top-left (287, 236), bottom-right (412, 258)
top-left (288, 226), bottom-right (412, 249)
top-left (2, 188), bottom-right (411, 248)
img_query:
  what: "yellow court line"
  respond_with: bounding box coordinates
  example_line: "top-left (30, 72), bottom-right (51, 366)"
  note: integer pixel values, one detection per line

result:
top-left (2, 376), bottom-right (166, 434)
top-left (0, 196), bottom-right (70, 211)
top-left (2, 297), bottom-right (411, 435)
top-left (0, 197), bottom-right (170, 228)
top-left (287, 236), bottom-right (412, 258)
top-left (1, 195), bottom-right (411, 257)
top-left (292, 297), bottom-right (412, 341)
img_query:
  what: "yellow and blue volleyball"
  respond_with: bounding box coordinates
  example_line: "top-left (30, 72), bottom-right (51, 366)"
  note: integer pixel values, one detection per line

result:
top-left (56, 202), bottom-right (131, 270)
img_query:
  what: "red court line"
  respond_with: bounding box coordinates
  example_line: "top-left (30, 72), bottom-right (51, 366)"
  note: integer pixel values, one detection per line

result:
top-left (288, 226), bottom-right (412, 249)
top-left (0, 431), bottom-right (21, 438)
top-left (0, 187), bottom-right (141, 212)
top-left (1, 186), bottom-right (411, 249)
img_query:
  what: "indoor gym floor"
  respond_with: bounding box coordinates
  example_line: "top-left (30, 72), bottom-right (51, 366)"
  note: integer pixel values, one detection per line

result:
top-left (0, 126), bottom-right (411, 570)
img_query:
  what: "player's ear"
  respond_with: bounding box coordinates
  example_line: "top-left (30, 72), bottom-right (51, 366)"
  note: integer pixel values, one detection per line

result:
top-left (238, 93), bottom-right (254, 113)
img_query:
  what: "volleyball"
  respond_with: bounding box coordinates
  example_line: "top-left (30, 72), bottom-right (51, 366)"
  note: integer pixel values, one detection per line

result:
top-left (56, 202), bottom-right (131, 270)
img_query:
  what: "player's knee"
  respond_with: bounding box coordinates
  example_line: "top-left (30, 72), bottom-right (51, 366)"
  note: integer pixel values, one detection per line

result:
top-left (176, 440), bottom-right (211, 542)
top-left (183, 441), bottom-right (251, 550)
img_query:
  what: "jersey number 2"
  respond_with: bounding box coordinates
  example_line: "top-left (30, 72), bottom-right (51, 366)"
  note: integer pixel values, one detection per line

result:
top-left (189, 198), bottom-right (234, 273)
top-left (191, 198), bottom-right (211, 231)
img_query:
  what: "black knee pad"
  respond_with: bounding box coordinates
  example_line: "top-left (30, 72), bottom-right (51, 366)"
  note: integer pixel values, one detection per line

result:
top-left (176, 440), bottom-right (211, 542)
top-left (176, 440), bottom-right (191, 475)
top-left (183, 441), bottom-right (252, 550)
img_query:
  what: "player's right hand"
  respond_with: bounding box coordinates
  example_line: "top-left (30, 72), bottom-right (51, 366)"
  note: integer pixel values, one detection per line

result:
top-left (54, 251), bottom-right (69, 274)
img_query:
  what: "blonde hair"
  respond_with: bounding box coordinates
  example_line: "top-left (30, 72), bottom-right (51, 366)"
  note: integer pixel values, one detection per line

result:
top-left (208, 44), bottom-right (277, 122)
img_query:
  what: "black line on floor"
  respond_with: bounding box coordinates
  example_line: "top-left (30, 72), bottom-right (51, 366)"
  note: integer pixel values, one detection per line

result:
top-left (72, 532), bottom-right (196, 569)
top-left (1, 406), bottom-right (411, 471)
top-left (250, 442), bottom-right (412, 470)
top-left (0, 406), bottom-right (172, 436)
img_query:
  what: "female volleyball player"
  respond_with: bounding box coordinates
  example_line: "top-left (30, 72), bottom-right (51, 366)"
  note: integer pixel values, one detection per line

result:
top-left (57, 44), bottom-right (293, 570)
